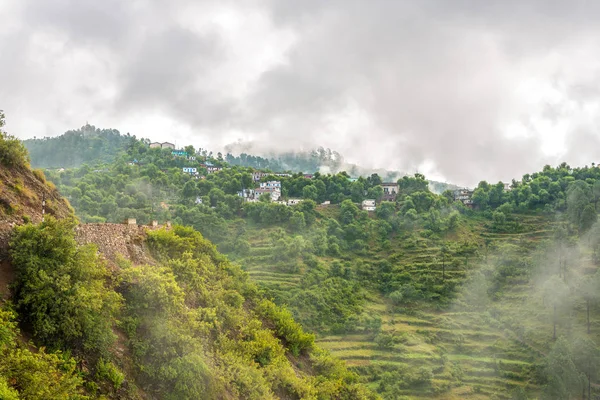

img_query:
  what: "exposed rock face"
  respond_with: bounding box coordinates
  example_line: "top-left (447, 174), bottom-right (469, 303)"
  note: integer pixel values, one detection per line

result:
top-left (74, 223), bottom-right (161, 266)
top-left (0, 165), bottom-right (72, 258)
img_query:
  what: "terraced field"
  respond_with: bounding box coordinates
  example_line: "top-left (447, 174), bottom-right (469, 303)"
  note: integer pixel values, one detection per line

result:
top-left (228, 213), bottom-right (600, 398)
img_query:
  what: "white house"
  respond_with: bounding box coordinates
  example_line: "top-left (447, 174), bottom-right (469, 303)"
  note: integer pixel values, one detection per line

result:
top-left (237, 189), bottom-right (255, 198)
top-left (321, 200), bottom-right (331, 206)
top-left (182, 167), bottom-right (197, 174)
top-left (269, 189), bottom-right (281, 202)
top-left (453, 189), bottom-right (475, 207)
top-left (287, 198), bottom-right (302, 206)
top-left (259, 181), bottom-right (281, 191)
top-left (361, 199), bottom-right (376, 211)
top-left (255, 188), bottom-right (281, 201)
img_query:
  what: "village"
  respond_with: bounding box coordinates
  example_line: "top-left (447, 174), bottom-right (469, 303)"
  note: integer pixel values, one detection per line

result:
top-left (61, 141), bottom-right (511, 212)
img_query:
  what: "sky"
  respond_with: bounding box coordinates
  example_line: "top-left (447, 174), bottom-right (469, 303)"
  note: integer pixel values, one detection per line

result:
top-left (2, 0), bottom-right (600, 186)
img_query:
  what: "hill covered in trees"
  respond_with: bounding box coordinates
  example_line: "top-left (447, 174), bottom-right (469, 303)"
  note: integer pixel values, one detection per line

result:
top-left (22, 124), bottom-right (135, 168)
top-left (0, 115), bottom-right (376, 399)
top-left (30, 129), bottom-right (600, 399)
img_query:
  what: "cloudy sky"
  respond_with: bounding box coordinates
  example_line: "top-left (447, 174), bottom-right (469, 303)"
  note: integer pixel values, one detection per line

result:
top-left (2, 0), bottom-right (600, 186)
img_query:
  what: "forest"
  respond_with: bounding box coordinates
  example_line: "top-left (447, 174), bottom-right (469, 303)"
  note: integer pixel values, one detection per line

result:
top-left (26, 130), bottom-right (600, 399)
top-left (5, 124), bottom-right (600, 399)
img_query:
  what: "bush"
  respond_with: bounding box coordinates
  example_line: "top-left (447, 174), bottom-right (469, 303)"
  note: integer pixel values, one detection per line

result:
top-left (257, 299), bottom-right (314, 356)
top-left (0, 112), bottom-right (30, 168)
top-left (10, 217), bottom-right (121, 354)
top-left (95, 358), bottom-right (124, 390)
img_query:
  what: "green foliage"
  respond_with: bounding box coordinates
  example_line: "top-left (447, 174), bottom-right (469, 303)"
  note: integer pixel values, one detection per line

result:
top-left (0, 111), bottom-right (30, 168)
top-left (23, 123), bottom-right (132, 168)
top-left (95, 358), bottom-right (125, 390)
top-left (257, 299), bottom-right (315, 357)
top-left (0, 307), bottom-right (87, 399)
top-left (10, 217), bottom-right (121, 354)
top-left (130, 227), bottom-right (369, 399)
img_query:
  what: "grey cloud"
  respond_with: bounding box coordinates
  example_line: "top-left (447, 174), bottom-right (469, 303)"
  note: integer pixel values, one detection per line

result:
top-left (2, 0), bottom-right (600, 186)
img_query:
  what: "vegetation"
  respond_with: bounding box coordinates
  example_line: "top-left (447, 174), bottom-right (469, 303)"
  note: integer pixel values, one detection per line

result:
top-left (0, 306), bottom-right (88, 399)
top-left (0, 111), bottom-right (29, 168)
top-left (6, 124), bottom-right (600, 398)
top-left (5, 212), bottom-right (375, 398)
top-left (23, 124), bottom-right (134, 168)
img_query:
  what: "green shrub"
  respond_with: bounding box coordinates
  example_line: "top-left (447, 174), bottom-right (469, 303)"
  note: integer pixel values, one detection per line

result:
top-left (0, 112), bottom-right (30, 168)
top-left (95, 358), bottom-right (124, 389)
top-left (10, 217), bottom-right (121, 354)
top-left (257, 299), bottom-right (314, 356)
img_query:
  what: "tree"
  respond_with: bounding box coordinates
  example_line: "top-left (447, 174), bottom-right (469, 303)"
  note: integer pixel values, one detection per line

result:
top-left (366, 185), bottom-right (383, 201)
top-left (471, 187), bottom-right (489, 209)
top-left (0, 111), bottom-right (30, 168)
top-left (398, 174), bottom-right (429, 195)
top-left (571, 336), bottom-right (600, 400)
top-left (545, 338), bottom-right (580, 400)
top-left (184, 145), bottom-right (195, 155)
top-left (579, 204), bottom-right (597, 232)
top-left (543, 276), bottom-right (570, 340)
top-left (289, 211), bottom-right (306, 231)
top-left (593, 180), bottom-right (600, 211)
top-left (302, 184), bottom-right (318, 201)
top-left (182, 180), bottom-right (198, 199)
top-left (350, 181), bottom-right (365, 203)
top-left (437, 244), bottom-right (450, 281)
top-left (376, 202), bottom-right (396, 220)
top-left (577, 272), bottom-right (600, 334)
top-left (567, 183), bottom-right (591, 228)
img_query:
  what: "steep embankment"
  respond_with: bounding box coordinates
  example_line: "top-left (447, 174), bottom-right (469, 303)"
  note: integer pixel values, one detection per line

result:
top-left (0, 164), bottom-right (72, 297)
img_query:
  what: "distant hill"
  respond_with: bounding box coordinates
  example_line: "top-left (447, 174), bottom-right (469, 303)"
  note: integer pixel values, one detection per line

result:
top-left (23, 124), bottom-right (135, 168)
top-left (224, 148), bottom-right (460, 192)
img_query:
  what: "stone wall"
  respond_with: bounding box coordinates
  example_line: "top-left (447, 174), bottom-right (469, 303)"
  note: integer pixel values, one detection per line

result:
top-left (74, 223), bottom-right (163, 265)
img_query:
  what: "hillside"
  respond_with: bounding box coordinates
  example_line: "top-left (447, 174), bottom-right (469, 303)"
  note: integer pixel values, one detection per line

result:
top-left (22, 124), bottom-right (133, 168)
top-left (24, 129), bottom-right (600, 399)
top-left (0, 128), bottom-right (376, 399)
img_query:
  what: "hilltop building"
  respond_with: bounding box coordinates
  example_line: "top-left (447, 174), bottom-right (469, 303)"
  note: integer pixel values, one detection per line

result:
top-left (453, 188), bottom-right (474, 207)
top-left (362, 199), bottom-right (376, 211)
top-left (182, 167), bottom-right (197, 174)
top-left (381, 182), bottom-right (399, 201)
top-left (253, 171), bottom-right (268, 182)
top-left (237, 189), bottom-right (255, 199)
top-left (149, 142), bottom-right (175, 149)
top-left (200, 161), bottom-right (222, 174)
top-left (255, 188), bottom-right (281, 202)
top-left (259, 181), bottom-right (281, 191)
